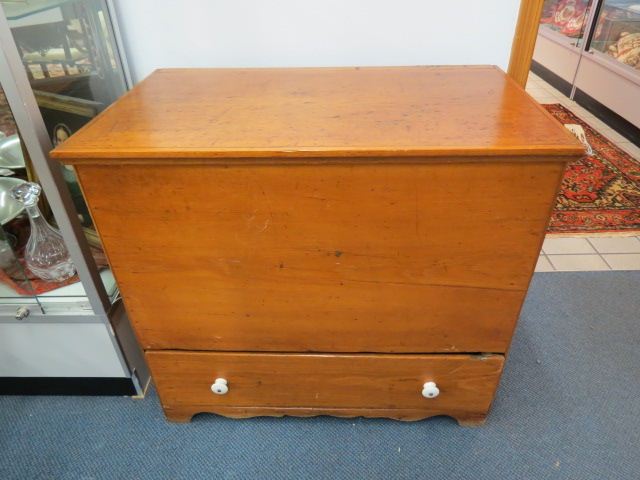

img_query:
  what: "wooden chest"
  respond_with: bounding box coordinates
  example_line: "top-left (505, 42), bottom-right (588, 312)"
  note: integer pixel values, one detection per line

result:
top-left (52, 66), bottom-right (583, 425)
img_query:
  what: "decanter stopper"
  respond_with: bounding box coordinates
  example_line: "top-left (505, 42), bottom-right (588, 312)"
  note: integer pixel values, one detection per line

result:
top-left (10, 182), bottom-right (76, 283)
top-left (11, 181), bottom-right (42, 207)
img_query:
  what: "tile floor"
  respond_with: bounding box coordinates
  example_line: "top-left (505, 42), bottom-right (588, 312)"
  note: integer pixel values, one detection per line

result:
top-left (525, 72), bottom-right (640, 273)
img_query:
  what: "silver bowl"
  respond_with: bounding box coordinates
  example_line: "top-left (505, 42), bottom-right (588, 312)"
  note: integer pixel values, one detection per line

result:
top-left (0, 177), bottom-right (26, 225)
top-left (0, 134), bottom-right (26, 170)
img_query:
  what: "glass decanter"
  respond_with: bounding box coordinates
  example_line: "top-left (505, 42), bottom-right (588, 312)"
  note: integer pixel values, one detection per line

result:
top-left (10, 182), bottom-right (76, 282)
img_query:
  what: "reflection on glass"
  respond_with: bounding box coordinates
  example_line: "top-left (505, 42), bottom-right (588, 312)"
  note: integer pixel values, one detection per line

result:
top-left (0, 84), bottom-right (38, 303)
top-left (591, 1), bottom-right (640, 71)
top-left (2, 0), bottom-right (126, 122)
top-left (0, 84), bottom-right (78, 308)
top-left (1, 0), bottom-right (126, 302)
top-left (540, 0), bottom-right (594, 45)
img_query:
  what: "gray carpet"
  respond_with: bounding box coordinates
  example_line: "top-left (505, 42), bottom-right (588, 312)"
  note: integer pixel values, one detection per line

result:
top-left (1, 272), bottom-right (639, 479)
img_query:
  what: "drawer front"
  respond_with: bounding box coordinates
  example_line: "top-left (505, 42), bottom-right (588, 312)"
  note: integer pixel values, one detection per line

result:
top-left (78, 161), bottom-right (563, 352)
top-left (147, 351), bottom-right (504, 418)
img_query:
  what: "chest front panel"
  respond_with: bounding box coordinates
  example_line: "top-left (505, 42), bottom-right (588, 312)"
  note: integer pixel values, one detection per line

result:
top-left (77, 160), bottom-right (563, 353)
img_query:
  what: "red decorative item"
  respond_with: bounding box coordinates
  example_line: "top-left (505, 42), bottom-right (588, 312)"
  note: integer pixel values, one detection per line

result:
top-left (560, 4), bottom-right (588, 37)
top-left (0, 261), bottom-right (79, 296)
top-left (540, 1), bottom-right (559, 24)
top-left (544, 104), bottom-right (640, 235)
top-left (553, 0), bottom-right (578, 27)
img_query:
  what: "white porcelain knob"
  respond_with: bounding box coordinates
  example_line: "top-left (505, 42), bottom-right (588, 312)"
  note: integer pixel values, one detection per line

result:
top-left (422, 381), bottom-right (439, 399)
top-left (211, 378), bottom-right (228, 395)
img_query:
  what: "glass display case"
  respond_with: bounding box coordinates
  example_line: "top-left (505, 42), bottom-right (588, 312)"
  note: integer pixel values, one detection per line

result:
top-left (0, 83), bottom-right (88, 314)
top-left (0, 0), bottom-right (128, 312)
top-left (590, 1), bottom-right (640, 70)
top-left (3, 0), bottom-right (127, 113)
top-left (0, 1), bottom-right (148, 395)
top-left (533, 0), bottom-right (640, 143)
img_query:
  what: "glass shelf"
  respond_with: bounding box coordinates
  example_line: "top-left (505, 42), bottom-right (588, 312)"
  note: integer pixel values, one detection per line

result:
top-left (0, 267), bottom-right (116, 299)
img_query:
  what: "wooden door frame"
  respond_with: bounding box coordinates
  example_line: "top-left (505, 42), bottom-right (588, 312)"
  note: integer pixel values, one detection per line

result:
top-left (508, 0), bottom-right (545, 87)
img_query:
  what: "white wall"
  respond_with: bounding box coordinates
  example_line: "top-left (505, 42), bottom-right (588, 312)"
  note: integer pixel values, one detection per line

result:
top-left (112, 0), bottom-right (520, 83)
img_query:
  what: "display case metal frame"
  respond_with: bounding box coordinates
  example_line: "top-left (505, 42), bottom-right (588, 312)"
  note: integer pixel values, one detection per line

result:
top-left (0, 1), bottom-right (148, 395)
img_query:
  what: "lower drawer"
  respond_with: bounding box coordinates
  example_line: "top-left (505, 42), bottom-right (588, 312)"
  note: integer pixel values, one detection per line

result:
top-left (147, 351), bottom-right (505, 424)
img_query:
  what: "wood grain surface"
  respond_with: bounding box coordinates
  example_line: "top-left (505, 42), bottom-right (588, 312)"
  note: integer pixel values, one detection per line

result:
top-left (159, 406), bottom-right (489, 426)
top-left (54, 66), bottom-right (584, 424)
top-left (147, 351), bottom-right (504, 423)
top-left (76, 160), bottom-right (566, 353)
top-left (51, 66), bottom-right (583, 161)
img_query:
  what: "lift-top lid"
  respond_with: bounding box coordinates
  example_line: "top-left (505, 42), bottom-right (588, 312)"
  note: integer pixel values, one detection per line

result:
top-left (51, 66), bottom-right (584, 163)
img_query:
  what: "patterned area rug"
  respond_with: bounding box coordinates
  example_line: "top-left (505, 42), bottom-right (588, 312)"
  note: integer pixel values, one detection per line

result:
top-left (544, 104), bottom-right (640, 235)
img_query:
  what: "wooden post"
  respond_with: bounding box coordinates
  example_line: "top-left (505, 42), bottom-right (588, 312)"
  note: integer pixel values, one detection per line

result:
top-left (508, 0), bottom-right (545, 87)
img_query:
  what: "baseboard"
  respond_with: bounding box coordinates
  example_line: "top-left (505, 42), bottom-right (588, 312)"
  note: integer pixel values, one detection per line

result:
top-left (573, 89), bottom-right (640, 147)
top-left (530, 60), bottom-right (573, 97)
top-left (0, 377), bottom-right (137, 396)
